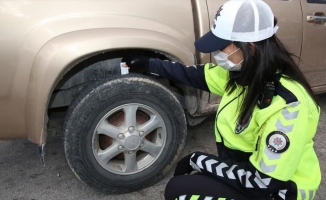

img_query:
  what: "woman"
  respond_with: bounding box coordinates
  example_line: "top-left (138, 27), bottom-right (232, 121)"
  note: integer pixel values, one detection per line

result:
top-left (122, 0), bottom-right (321, 199)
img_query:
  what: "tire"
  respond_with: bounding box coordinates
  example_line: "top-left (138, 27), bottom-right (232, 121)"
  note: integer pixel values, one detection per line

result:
top-left (63, 73), bottom-right (187, 194)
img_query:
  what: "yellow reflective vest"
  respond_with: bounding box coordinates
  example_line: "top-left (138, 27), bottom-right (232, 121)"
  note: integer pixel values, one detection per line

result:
top-left (204, 63), bottom-right (321, 200)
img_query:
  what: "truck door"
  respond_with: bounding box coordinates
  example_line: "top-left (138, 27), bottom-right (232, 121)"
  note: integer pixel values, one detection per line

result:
top-left (300, 0), bottom-right (326, 93)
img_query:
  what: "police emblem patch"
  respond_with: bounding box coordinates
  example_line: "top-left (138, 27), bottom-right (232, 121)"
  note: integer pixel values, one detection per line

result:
top-left (266, 131), bottom-right (290, 153)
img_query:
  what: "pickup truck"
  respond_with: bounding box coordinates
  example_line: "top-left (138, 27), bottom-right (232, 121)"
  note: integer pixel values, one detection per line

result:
top-left (0, 0), bottom-right (325, 194)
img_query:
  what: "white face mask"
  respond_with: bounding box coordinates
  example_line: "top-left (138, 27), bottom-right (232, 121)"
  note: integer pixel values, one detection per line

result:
top-left (213, 48), bottom-right (243, 71)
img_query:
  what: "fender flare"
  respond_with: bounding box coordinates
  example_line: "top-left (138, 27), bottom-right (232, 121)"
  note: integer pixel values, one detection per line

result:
top-left (25, 28), bottom-right (195, 144)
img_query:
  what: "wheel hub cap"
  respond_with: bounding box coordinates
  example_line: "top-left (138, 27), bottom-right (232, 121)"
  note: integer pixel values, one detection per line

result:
top-left (124, 135), bottom-right (141, 150)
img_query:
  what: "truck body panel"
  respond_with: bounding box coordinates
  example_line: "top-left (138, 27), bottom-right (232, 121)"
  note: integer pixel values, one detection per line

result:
top-left (0, 0), bottom-right (198, 142)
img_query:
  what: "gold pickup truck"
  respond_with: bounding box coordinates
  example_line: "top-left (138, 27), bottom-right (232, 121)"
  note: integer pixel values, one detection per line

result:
top-left (0, 0), bottom-right (325, 194)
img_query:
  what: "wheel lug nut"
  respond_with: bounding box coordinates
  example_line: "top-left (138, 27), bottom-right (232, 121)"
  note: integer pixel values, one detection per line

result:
top-left (128, 126), bottom-right (135, 132)
top-left (140, 143), bottom-right (144, 147)
top-left (118, 133), bottom-right (124, 139)
top-left (139, 131), bottom-right (144, 137)
top-left (128, 150), bottom-right (134, 154)
top-left (118, 145), bottom-right (124, 150)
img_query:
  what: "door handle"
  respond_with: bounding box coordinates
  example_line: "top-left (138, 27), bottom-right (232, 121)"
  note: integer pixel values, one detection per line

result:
top-left (307, 12), bottom-right (326, 26)
top-left (307, 12), bottom-right (326, 23)
top-left (307, 15), bottom-right (326, 22)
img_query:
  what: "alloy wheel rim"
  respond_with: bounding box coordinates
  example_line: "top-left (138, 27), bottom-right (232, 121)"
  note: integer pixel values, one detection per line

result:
top-left (92, 103), bottom-right (166, 175)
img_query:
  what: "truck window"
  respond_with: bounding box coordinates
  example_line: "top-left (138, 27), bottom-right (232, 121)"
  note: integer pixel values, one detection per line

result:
top-left (307, 0), bottom-right (326, 4)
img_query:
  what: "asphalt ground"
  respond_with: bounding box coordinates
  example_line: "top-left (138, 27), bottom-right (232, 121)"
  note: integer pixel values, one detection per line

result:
top-left (1, 93), bottom-right (325, 200)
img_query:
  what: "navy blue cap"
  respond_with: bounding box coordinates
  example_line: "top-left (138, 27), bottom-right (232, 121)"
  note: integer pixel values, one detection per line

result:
top-left (194, 30), bottom-right (232, 53)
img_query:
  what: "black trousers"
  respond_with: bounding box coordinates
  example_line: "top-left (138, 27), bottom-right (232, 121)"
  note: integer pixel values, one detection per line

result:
top-left (164, 173), bottom-right (275, 200)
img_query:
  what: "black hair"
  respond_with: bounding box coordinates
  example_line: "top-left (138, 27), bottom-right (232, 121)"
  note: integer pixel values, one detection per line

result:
top-left (225, 20), bottom-right (319, 124)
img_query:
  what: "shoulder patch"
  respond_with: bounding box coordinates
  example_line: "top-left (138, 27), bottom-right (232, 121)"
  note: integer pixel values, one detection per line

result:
top-left (266, 131), bottom-right (290, 153)
top-left (209, 63), bottom-right (216, 69)
top-left (235, 115), bottom-right (252, 134)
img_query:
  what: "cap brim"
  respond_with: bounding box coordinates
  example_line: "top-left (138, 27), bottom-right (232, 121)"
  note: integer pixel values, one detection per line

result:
top-left (194, 31), bottom-right (232, 53)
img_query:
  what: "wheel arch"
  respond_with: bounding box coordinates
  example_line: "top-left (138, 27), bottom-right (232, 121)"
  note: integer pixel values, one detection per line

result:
top-left (26, 28), bottom-right (196, 144)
